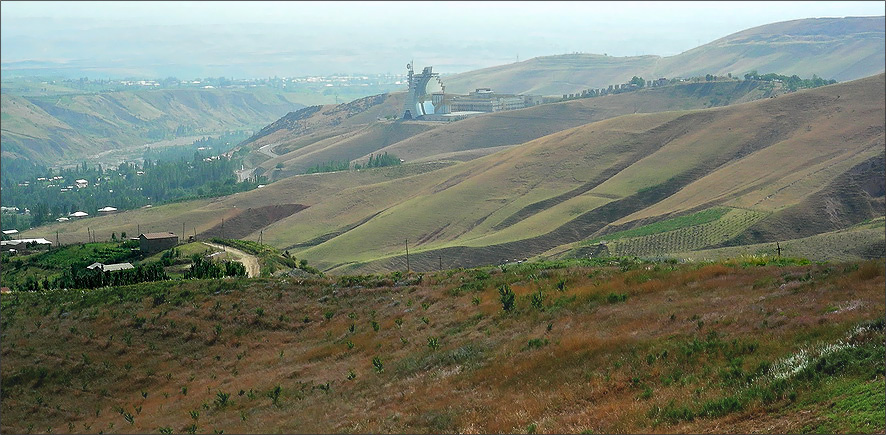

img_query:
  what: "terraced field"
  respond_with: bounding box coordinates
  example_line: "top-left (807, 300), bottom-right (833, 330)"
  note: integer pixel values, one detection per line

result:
top-left (593, 208), bottom-right (770, 257)
top-left (674, 217), bottom-right (886, 262)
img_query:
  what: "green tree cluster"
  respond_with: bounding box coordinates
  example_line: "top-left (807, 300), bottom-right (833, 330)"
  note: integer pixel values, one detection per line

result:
top-left (742, 71), bottom-right (837, 90)
top-left (185, 256), bottom-right (246, 279)
top-left (354, 152), bottom-right (401, 170)
top-left (52, 263), bottom-right (169, 290)
top-left (1, 152), bottom-right (266, 229)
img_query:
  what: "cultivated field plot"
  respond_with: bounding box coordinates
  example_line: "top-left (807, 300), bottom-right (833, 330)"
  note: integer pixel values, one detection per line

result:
top-left (678, 217), bottom-right (886, 262)
top-left (584, 207), bottom-right (769, 257)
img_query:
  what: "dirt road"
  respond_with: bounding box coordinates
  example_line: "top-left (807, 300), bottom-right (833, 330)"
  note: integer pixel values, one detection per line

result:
top-left (202, 242), bottom-right (261, 278)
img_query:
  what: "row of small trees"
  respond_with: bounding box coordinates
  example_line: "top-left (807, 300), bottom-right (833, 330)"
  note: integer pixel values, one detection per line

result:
top-left (51, 263), bottom-right (170, 290)
top-left (304, 152), bottom-right (402, 174)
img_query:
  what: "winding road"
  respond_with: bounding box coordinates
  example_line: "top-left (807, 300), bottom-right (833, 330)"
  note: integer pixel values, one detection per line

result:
top-left (202, 242), bottom-right (261, 278)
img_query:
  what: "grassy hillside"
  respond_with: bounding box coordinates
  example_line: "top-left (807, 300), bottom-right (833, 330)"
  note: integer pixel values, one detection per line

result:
top-left (240, 79), bottom-right (773, 178)
top-left (1, 257), bottom-right (883, 433)
top-left (0, 88), bottom-right (305, 167)
top-left (444, 53), bottom-right (662, 95)
top-left (443, 16), bottom-right (885, 95)
top-left (371, 79), bottom-right (773, 164)
top-left (270, 75), bottom-right (883, 273)
top-left (17, 75), bottom-right (884, 274)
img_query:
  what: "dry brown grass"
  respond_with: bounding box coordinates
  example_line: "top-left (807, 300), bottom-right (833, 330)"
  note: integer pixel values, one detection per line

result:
top-left (1, 259), bottom-right (883, 434)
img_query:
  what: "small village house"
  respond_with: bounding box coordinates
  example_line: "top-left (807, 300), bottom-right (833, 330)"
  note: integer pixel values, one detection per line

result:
top-left (139, 232), bottom-right (179, 253)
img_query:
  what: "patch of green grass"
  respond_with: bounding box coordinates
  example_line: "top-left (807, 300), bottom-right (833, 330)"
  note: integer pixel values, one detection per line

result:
top-left (594, 207), bottom-right (731, 242)
top-left (799, 377), bottom-right (886, 434)
top-left (594, 208), bottom-right (769, 257)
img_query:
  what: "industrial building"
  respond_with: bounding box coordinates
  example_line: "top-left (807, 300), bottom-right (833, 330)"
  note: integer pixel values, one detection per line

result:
top-left (402, 64), bottom-right (541, 121)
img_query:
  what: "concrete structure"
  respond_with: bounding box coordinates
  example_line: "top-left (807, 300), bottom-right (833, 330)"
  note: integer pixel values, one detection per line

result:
top-left (402, 63), bottom-right (445, 119)
top-left (447, 88), bottom-right (529, 113)
top-left (139, 232), bottom-right (178, 253)
top-left (401, 63), bottom-right (540, 121)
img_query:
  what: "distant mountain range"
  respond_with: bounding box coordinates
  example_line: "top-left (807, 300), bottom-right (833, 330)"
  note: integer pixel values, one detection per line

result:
top-left (442, 16), bottom-right (885, 95)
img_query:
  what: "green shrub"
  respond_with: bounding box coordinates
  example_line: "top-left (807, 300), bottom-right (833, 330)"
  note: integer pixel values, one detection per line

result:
top-left (530, 288), bottom-right (545, 310)
top-left (267, 385), bottom-right (282, 406)
top-left (607, 293), bottom-right (628, 304)
top-left (526, 338), bottom-right (549, 350)
top-left (498, 284), bottom-right (515, 312)
top-left (215, 392), bottom-right (230, 408)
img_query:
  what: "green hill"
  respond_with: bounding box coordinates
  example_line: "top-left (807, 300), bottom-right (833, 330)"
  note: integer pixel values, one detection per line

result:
top-left (442, 16), bottom-right (885, 96)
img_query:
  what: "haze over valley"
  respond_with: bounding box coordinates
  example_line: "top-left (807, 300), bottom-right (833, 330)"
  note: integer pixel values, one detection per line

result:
top-left (1, 2), bottom-right (884, 434)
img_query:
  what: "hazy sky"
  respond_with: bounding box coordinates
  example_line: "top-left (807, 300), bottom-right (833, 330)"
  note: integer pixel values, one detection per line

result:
top-left (2, 1), bottom-right (884, 79)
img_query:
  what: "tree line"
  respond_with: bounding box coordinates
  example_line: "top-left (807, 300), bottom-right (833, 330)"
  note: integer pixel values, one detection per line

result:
top-left (17, 262), bottom-right (172, 292)
top-left (304, 152), bottom-right (402, 174)
top-left (741, 71), bottom-right (837, 91)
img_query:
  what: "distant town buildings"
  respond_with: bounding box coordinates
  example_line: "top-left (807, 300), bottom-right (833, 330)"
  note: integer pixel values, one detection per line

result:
top-left (2, 238), bottom-right (53, 250)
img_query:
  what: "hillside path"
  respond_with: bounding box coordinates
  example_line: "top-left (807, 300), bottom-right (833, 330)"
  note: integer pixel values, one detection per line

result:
top-left (202, 242), bottom-right (260, 278)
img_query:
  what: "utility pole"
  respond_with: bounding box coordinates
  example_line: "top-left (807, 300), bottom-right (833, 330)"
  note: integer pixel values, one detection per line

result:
top-left (439, 254), bottom-right (442, 271)
top-left (776, 241), bottom-right (782, 257)
top-left (405, 239), bottom-right (410, 272)
top-left (182, 222), bottom-right (185, 238)
top-left (259, 230), bottom-right (263, 245)
top-left (56, 231), bottom-right (60, 248)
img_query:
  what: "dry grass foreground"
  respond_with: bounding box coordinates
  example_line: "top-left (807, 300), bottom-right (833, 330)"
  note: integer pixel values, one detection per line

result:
top-left (1, 257), bottom-right (883, 434)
